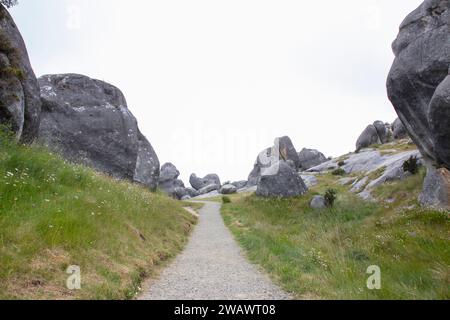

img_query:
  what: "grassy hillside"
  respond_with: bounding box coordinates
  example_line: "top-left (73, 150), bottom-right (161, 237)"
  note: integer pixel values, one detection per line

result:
top-left (0, 132), bottom-right (197, 299)
top-left (222, 168), bottom-right (450, 299)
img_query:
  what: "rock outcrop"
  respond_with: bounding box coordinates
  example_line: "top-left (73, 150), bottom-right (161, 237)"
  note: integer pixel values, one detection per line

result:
top-left (231, 180), bottom-right (248, 190)
top-left (310, 195), bottom-right (327, 209)
top-left (159, 163), bottom-right (189, 199)
top-left (0, 5), bottom-right (41, 142)
top-left (298, 148), bottom-right (327, 171)
top-left (247, 136), bottom-right (301, 186)
top-left (356, 121), bottom-right (391, 151)
top-left (392, 118), bottom-right (408, 140)
top-left (387, 0), bottom-right (450, 209)
top-left (419, 165), bottom-right (450, 209)
top-left (38, 74), bottom-right (160, 190)
top-left (256, 160), bottom-right (308, 198)
top-left (220, 184), bottom-right (238, 195)
top-left (308, 147), bottom-right (423, 200)
top-left (189, 173), bottom-right (221, 191)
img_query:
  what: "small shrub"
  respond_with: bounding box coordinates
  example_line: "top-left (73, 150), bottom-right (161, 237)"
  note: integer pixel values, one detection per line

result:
top-left (332, 168), bottom-right (346, 176)
top-left (403, 156), bottom-right (420, 175)
top-left (338, 161), bottom-right (346, 167)
top-left (222, 196), bottom-right (231, 204)
top-left (324, 189), bottom-right (337, 208)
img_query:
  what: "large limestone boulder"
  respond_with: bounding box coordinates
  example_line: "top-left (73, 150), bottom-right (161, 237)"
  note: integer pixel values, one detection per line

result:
top-left (278, 136), bottom-right (301, 168)
top-left (356, 121), bottom-right (390, 151)
top-left (189, 173), bottom-right (221, 191)
top-left (419, 165), bottom-right (450, 210)
top-left (298, 148), bottom-right (327, 171)
top-left (220, 184), bottom-right (238, 195)
top-left (0, 5), bottom-right (41, 142)
top-left (231, 180), bottom-right (247, 190)
top-left (37, 74), bottom-right (160, 190)
top-left (256, 160), bottom-right (308, 198)
top-left (392, 118), bottom-right (408, 140)
top-left (159, 163), bottom-right (189, 199)
top-left (247, 136), bottom-right (301, 186)
top-left (387, 0), bottom-right (450, 209)
top-left (429, 73), bottom-right (450, 169)
top-left (387, 0), bottom-right (450, 166)
top-left (310, 195), bottom-right (327, 209)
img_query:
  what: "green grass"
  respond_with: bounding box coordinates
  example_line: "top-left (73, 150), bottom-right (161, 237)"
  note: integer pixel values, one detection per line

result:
top-left (0, 134), bottom-right (198, 300)
top-left (222, 172), bottom-right (450, 300)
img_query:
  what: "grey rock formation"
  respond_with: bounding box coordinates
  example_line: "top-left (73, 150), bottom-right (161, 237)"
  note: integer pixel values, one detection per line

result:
top-left (356, 121), bottom-right (390, 151)
top-left (278, 136), bottom-right (301, 169)
top-left (0, 5), bottom-right (41, 142)
top-left (351, 177), bottom-right (369, 193)
top-left (387, 0), bottom-right (450, 209)
top-left (198, 184), bottom-right (220, 195)
top-left (419, 165), bottom-right (450, 210)
top-left (158, 163), bottom-right (188, 199)
top-left (256, 160), bottom-right (308, 198)
top-left (231, 180), bottom-right (248, 190)
top-left (173, 187), bottom-right (189, 200)
top-left (247, 136), bottom-right (300, 186)
top-left (310, 195), bottom-right (327, 209)
top-left (308, 149), bottom-right (421, 176)
top-left (159, 163), bottom-right (180, 184)
top-left (220, 184), bottom-right (238, 195)
top-left (298, 148), bottom-right (327, 171)
top-left (387, 0), bottom-right (450, 167)
top-left (37, 74), bottom-right (160, 190)
top-left (190, 173), bottom-right (221, 191)
top-left (392, 118), bottom-right (408, 140)
top-left (356, 125), bottom-right (380, 151)
top-left (429, 73), bottom-right (450, 169)
top-left (374, 121), bottom-right (390, 144)
top-left (300, 174), bottom-right (318, 188)
top-left (186, 187), bottom-right (200, 198)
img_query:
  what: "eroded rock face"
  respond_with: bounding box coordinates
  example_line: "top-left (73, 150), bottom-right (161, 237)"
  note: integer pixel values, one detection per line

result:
top-left (220, 184), bottom-right (238, 195)
top-left (38, 74), bottom-right (160, 190)
top-left (231, 180), bottom-right (248, 190)
top-left (356, 121), bottom-right (390, 151)
top-left (392, 118), bottom-right (408, 140)
top-left (387, 0), bottom-right (450, 167)
top-left (0, 5), bottom-right (41, 142)
top-left (387, 0), bottom-right (450, 209)
top-left (429, 73), bottom-right (450, 169)
top-left (278, 136), bottom-right (301, 169)
top-left (256, 160), bottom-right (308, 198)
top-left (247, 136), bottom-right (301, 186)
top-left (189, 173), bottom-right (221, 191)
top-left (310, 195), bottom-right (326, 209)
top-left (419, 165), bottom-right (450, 209)
top-left (159, 163), bottom-right (188, 199)
top-left (298, 148), bottom-right (327, 171)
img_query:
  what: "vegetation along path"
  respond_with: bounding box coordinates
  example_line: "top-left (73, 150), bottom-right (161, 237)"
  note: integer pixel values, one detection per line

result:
top-left (140, 201), bottom-right (290, 300)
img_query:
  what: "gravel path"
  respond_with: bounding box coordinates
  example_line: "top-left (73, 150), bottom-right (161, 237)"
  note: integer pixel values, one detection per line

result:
top-left (140, 201), bottom-right (290, 300)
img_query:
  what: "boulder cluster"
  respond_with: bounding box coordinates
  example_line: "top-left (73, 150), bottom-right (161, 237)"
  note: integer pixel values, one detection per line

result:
top-left (1, 1), bottom-right (449, 209)
top-left (355, 118), bottom-right (408, 152)
top-left (246, 136), bottom-right (324, 198)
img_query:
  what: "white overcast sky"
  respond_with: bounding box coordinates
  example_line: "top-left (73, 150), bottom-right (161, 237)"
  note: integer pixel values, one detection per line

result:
top-left (10, 0), bottom-right (422, 183)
